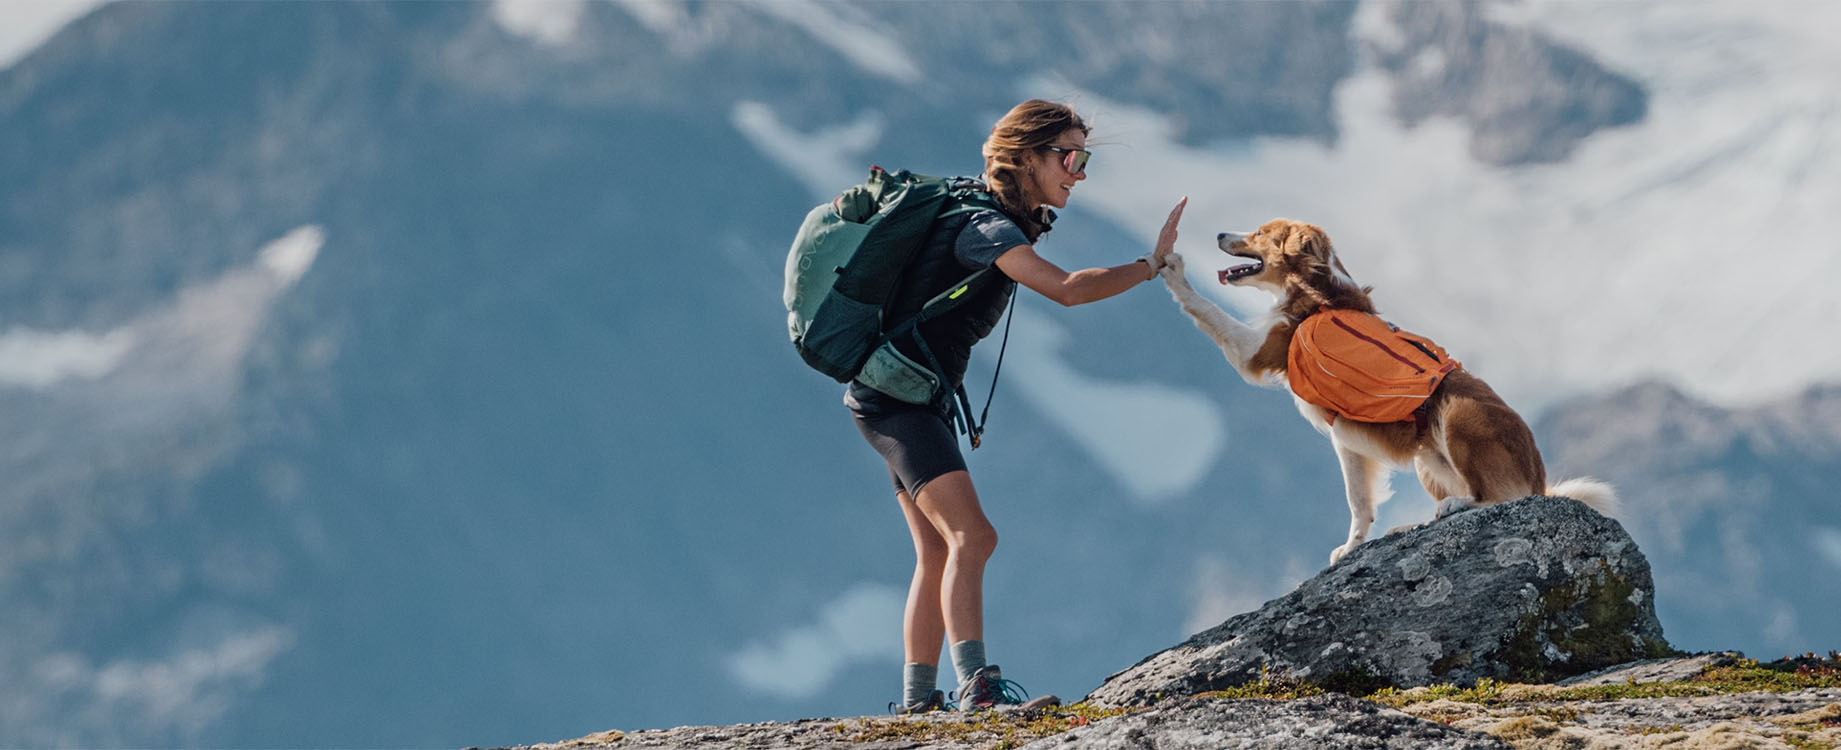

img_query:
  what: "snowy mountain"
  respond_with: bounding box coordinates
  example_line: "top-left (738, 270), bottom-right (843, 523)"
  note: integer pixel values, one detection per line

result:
top-left (1, 1), bottom-right (1835, 747)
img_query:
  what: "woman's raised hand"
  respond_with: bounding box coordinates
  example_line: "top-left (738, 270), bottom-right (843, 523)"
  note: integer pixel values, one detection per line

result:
top-left (1153, 197), bottom-right (1187, 264)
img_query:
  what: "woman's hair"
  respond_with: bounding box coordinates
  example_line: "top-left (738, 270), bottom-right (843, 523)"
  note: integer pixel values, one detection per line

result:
top-left (982, 99), bottom-right (1088, 242)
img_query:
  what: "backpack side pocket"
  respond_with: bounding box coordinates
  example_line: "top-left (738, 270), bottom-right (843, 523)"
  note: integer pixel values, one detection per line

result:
top-left (856, 341), bottom-right (941, 405)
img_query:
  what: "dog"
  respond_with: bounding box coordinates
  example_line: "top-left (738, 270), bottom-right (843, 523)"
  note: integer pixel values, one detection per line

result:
top-left (1159, 218), bottom-right (1618, 565)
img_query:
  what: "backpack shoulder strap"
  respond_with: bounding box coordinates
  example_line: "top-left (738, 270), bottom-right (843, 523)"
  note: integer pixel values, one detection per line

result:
top-left (936, 178), bottom-right (1004, 220)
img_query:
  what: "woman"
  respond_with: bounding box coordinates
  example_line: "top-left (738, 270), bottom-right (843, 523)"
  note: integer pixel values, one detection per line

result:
top-left (847, 99), bottom-right (1186, 713)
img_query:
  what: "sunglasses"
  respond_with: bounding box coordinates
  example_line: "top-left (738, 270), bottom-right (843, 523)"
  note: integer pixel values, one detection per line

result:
top-left (1040, 145), bottom-right (1091, 175)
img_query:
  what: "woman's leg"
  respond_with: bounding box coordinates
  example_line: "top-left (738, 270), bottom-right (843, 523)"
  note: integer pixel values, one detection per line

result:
top-left (896, 486), bottom-right (948, 665)
top-left (910, 470), bottom-right (997, 644)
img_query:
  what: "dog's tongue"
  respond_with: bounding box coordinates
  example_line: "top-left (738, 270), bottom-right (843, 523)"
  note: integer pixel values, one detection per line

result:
top-left (1217, 268), bottom-right (1234, 285)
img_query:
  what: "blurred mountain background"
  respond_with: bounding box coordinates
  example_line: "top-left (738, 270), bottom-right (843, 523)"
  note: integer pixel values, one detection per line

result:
top-left (1, 1), bottom-right (1836, 747)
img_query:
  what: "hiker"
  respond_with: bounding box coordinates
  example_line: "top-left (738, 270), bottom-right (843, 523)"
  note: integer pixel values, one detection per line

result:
top-left (850, 99), bottom-right (1186, 712)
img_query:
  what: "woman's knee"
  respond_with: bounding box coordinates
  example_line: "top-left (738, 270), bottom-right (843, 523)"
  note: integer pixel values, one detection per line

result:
top-left (950, 522), bottom-right (998, 561)
top-left (914, 470), bottom-right (997, 559)
top-left (914, 533), bottom-right (950, 568)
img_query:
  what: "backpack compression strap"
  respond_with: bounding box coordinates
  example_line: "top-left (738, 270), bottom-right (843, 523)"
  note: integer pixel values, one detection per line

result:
top-left (883, 182), bottom-right (1016, 448)
top-left (891, 268), bottom-right (1017, 449)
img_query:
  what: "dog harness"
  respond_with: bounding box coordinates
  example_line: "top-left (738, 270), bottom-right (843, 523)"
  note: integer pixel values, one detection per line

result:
top-left (1287, 308), bottom-right (1460, 428)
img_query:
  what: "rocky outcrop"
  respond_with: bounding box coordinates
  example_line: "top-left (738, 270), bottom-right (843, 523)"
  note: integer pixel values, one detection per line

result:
top-left (507, 695), bottom-right (1510, 750)
top-left (1088, 496), bottom-right (1671, 706)
top-left (511, 681), bottom-right (1841, 750)
top-left (504, 502), bottom-right (1838, 750)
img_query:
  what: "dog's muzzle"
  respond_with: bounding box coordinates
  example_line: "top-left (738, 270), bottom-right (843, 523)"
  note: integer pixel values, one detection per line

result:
top-left (1216, 231), bottom-right (1263, 284)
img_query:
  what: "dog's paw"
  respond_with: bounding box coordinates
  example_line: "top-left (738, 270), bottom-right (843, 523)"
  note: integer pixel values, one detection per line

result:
top-left (1328, 540), bottom-right (1362, 566)
top-left (1433, 497), bottom-right (1477, 519)
top-left (1160, 253), bottom-right (1186, 278)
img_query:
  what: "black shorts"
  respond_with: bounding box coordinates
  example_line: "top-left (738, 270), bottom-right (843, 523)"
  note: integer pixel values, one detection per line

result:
top-left (852, 403), bottom-right (967, 497)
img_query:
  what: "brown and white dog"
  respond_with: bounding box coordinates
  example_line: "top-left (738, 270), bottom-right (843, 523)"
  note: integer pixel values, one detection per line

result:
top-left (1159, 219), bottom-right (1617, 565)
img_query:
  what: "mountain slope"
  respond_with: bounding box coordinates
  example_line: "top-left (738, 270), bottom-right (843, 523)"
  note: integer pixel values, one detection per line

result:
top-left (4, 2), bottom-right (1829, 748)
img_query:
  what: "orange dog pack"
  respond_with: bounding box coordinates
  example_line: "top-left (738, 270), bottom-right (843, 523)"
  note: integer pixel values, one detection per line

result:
top-left (1287, 309), bottom-right (1460, 424)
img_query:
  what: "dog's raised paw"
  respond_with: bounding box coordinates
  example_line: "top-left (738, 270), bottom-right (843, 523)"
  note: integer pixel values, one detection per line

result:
top-left (1164, 254), bottom-right (1185, 274)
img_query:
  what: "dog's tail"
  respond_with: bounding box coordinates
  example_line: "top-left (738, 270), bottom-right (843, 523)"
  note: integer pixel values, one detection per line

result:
top-left (1545, 477), bottom-right (1621, 518)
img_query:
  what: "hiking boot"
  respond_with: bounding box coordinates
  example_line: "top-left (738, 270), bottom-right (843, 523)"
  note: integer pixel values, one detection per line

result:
top-left (952, 665), bottom-right (1034, 710)
top-left (888, 689), bottom-right (951, 715)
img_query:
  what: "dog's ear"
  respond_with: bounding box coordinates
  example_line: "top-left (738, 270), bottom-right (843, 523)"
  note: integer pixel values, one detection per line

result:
top-left (1288, 224), bottom-right (1334, 265)
top-left (1280, 223), bottom-right (1336, 283)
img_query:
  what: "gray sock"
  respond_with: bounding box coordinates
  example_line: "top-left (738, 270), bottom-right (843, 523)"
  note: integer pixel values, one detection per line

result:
top-left (949, 640), bottom-right (987, 686)
top-left (902, 663), bottom-right (938, 707)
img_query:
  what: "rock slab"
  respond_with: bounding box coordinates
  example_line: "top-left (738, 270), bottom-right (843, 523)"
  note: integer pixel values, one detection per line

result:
top-left (1088, 496), bottom-right (1671, 705)
top-left (1556, 651), bottom-right (1741, 687)
top-left (1025, 694), bottom-right (1509, 749)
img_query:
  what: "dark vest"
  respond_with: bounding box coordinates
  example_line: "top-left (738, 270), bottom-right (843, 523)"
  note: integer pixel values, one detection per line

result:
top-left (849, 211), bottom-right (1017, 413)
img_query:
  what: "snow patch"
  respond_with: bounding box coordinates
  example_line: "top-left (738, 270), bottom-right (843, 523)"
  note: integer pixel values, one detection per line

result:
top-left (727, 583), bottom-right (902, 700)
top-left (34, 627), bottom-right (295, 742)
top-left (0, 328), bottom-right (136, 388)
top-left (0, 225), bottom-right (323, 393)
top-left (0, 0), bottom-right (106, 70)
top-left (984, 302), bottom-right (1226, 506)
top-left (491, 0), bottom-right (584, 47)
top-left (731, 101), bottom-right (883, 200)
top-left (749, 1), bottom-right (921, 85)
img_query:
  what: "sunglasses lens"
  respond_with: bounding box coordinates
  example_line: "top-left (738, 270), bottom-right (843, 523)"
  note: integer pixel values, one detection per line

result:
top-left (1065, 149), bottom-right (1090, 174)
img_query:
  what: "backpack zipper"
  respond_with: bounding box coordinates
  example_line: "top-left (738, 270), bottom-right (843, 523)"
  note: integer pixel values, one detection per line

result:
top-left (1328, 316), bottom-right (1427, 374)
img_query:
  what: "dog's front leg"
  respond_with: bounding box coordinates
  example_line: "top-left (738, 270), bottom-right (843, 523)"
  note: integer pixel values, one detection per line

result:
top-left (1328, 438), bottom-right (1385, 566)
top-left (1159, 262), bottom-right (1269, 385)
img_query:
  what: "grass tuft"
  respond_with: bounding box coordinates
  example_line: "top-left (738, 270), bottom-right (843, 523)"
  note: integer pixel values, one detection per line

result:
top-left (1195, 665), bottom-right (1328, 701)
top-left (843, 702), bottom-right (1137, 747)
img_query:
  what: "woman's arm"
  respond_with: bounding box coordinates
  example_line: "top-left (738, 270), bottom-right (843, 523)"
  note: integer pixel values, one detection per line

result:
top-left (993, 197), bottom-right (1187, 307)
top-left (995, 246), bottom-right (1154, 307)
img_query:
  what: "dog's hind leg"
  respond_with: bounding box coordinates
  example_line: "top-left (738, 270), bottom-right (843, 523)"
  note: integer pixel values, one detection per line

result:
top-left (1414, 451), bottom-right (1479, 521)
top-left (1443, 404), bottom-right (1543, 511)
top-left (1328, 440), bottom-right (1388, 566)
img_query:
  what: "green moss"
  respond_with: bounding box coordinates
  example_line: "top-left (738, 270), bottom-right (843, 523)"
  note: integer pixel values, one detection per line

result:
top-left (1784, 735), bottom-right (1838, 750)
top-left (842, 702), bottom-right (1137, 746)
top-left (1497, 565), bottom-right (1676, 683)
top-left (1196, 667), bottom-right (1328, 701)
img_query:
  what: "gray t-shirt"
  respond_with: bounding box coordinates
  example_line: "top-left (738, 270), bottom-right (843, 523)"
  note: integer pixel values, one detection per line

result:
top-left (956, 209), bottom-right (1030, 268)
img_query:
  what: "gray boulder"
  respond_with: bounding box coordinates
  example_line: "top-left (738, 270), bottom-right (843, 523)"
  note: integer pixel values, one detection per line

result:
top-left (1088, 496), bottom-right (1672, 706)
top-left (1024, 694), bottom-right (1509, 749)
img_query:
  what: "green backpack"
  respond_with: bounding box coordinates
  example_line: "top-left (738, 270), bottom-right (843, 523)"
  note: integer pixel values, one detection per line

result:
top-left (783, 166), bottom-right (1016, 447)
